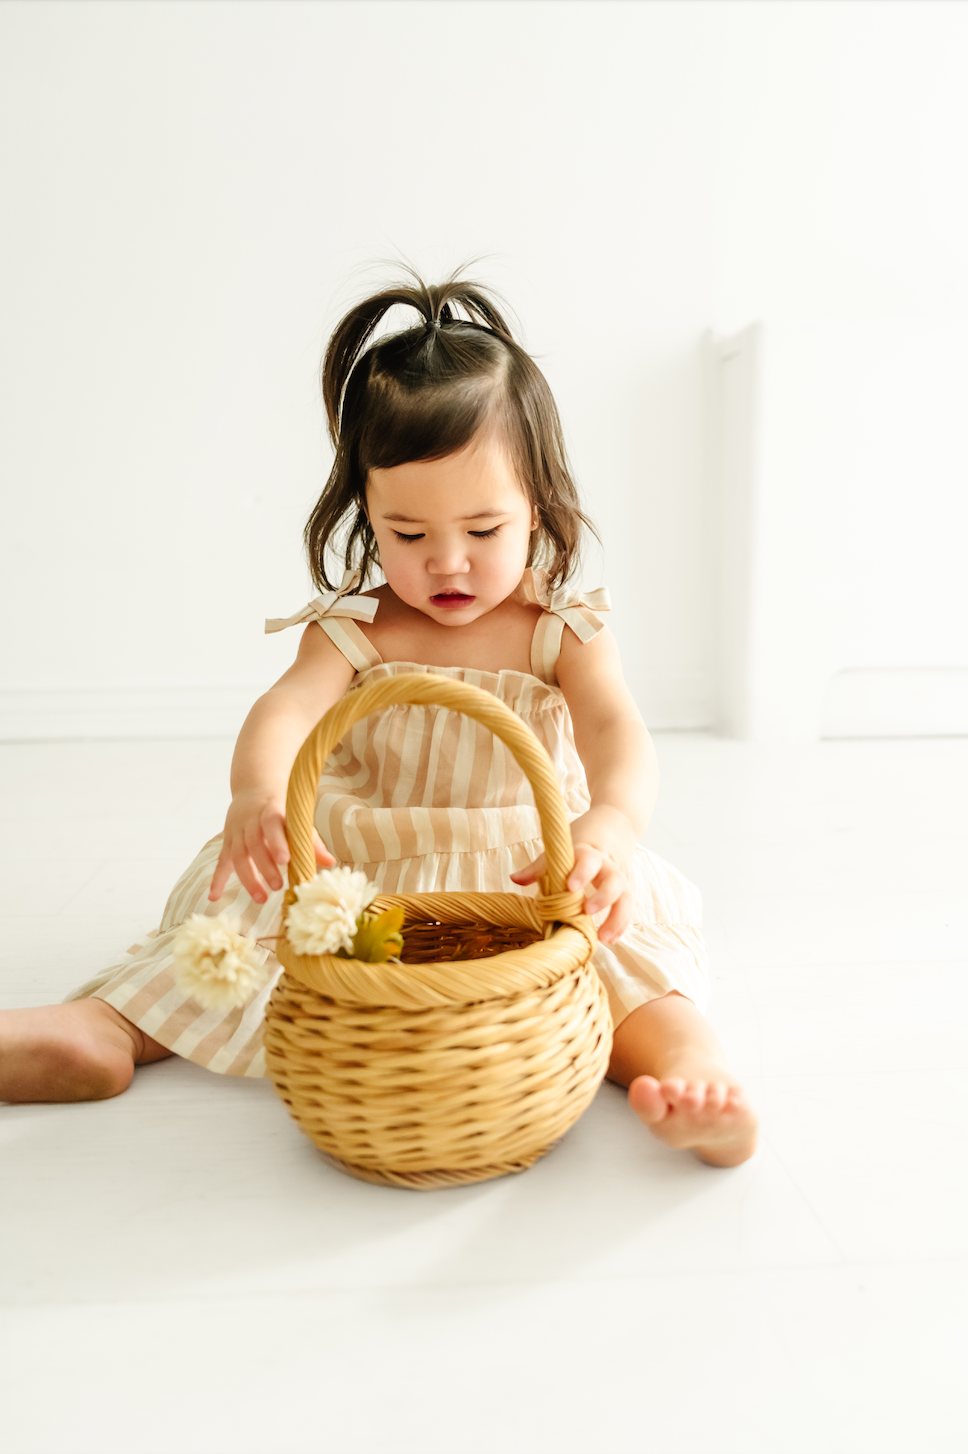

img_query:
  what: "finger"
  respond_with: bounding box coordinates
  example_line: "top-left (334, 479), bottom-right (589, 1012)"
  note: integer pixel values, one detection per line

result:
top-left (261, 811), bottom-right (290, 868)
top-left (233, 851), bottom-right (269, 905)
top-left (312, 829), bottom-right (335, 867)
top-left (245, 829), bottom-right (284, 895)
top-left (208, 847), bottom-right (233, 903)
top-left (567, 845), bottom-right (603, 894)
top-left (598, 889), bottom-right (634, 944)
top-left (510, 853), bottom-right (545, 885)
top-left (583, 867), bottom-right (626, 917)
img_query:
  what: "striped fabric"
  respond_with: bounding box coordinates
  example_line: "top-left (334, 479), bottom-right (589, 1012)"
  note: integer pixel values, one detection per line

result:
top-left (68, 572), bottom-right (709, 1075)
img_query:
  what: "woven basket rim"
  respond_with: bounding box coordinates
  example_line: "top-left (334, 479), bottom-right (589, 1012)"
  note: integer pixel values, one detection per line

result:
top-left (275, 919), bottom-right (594, 1010)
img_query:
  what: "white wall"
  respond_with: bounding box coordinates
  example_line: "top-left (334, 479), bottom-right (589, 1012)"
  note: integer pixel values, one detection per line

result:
top-left (0, 0), bottom-right (719, 738)
top-left (2, 1), bottom-right (967, 743)
top-left (710, 3), bottom-right (968, 740)
top-left (713, 321), bottom-right (968, 742)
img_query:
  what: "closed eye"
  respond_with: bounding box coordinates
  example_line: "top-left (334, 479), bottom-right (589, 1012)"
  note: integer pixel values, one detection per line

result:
top-left (393, 526), bottom-right (501, 542)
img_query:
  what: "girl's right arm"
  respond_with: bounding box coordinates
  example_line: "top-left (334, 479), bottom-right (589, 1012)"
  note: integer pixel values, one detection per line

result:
top-left (208, 624), bottom-right (357, 904)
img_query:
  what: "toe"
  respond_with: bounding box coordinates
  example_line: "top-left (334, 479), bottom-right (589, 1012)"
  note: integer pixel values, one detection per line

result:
top-left (628, 1075), bottom-right (668, 1125)
top-left (679, 1080), bottom-right (706, 1113)
top-left (658, 1077), bottom-right (687, 1106)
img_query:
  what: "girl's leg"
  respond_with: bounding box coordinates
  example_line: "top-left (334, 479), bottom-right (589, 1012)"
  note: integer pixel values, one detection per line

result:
top-left (608, 992), bottom-right (758, 1167)
top-left (0, 1001), bottom-right (171, 1105)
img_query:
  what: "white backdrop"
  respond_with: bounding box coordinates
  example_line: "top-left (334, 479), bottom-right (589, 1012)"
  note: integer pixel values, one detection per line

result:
top-left (2, 1), bottom-right (967, 741)
top-left (711, 4), bottom-right (968, 742)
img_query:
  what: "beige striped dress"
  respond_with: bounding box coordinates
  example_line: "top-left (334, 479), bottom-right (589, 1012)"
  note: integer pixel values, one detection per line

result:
top-left (68, 569), bottom-right (709, 1076)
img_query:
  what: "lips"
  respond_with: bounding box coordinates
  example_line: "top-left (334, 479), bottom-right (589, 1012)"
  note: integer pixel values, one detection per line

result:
top-left (431, 592), bottom-right (475, 609)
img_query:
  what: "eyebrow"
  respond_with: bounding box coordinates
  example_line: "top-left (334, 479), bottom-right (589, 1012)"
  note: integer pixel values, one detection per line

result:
top-left (380, 509), bottom-right (509, 523)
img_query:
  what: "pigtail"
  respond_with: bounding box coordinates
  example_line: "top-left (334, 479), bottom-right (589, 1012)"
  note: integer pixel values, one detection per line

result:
top-left (423, 276), bottom-right (516, 340)
top-left (322, 286), bottom-right (426, 445)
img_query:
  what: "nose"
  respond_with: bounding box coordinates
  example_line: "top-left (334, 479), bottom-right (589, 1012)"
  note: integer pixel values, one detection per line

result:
top-left (426, 539), bottom-right (471, 577)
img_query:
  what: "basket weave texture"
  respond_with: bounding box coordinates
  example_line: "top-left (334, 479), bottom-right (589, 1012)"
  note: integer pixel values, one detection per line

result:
top-left (263, 673), bottom-right (613, 1189)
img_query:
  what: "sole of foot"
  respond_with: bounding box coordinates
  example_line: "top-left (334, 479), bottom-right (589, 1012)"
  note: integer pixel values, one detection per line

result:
top-left (628, 1072), bottom-right (758, 1167)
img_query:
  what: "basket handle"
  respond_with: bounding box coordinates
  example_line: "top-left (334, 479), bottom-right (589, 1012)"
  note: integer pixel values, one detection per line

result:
top-left (284, 672), bottom-right (581, 920)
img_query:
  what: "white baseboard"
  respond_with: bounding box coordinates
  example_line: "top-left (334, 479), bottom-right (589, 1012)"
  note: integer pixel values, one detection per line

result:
top-left (821, 668), bottom-right (968, 738)
top-left (11, 671), bottom-right (956, 742)
top-left (0, 685), bottom-right (265, 741)
top-left (1, 675), bottom-right (719, 742)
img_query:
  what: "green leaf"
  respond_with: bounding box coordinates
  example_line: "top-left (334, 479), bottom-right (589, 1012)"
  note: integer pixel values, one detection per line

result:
top-left (340, 906), bottom-right (406, 963)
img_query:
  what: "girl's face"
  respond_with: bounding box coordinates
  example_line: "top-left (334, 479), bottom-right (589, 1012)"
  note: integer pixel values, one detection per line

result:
top-left (366, 433), bottom-right (537, 626)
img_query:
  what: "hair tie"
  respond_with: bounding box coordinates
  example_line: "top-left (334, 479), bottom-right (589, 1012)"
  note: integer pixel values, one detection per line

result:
top-left (428, 316), bottom-right (441, 330)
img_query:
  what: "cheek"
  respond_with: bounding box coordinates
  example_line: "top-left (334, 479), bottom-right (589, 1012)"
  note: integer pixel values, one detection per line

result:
top-left (478, 540), bottom-right (530, 592)
top-left (372, 527), bottom-right (400, 564)
top-left (378, 537), bottom-right (422, 591)
top-left (501, 524), bottom-right (534, 569)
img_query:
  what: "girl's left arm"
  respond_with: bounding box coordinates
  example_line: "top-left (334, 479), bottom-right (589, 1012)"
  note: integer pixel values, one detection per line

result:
top-left (510, 626), bottom-right (658, 943)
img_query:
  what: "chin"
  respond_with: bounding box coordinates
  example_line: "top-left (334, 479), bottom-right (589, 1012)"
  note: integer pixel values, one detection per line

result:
top-left (433, 605), bottom-right (482, 624)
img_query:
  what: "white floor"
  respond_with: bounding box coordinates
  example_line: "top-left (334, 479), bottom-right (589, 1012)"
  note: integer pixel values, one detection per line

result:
top-left (1, 733), bottom-right (966, 1454)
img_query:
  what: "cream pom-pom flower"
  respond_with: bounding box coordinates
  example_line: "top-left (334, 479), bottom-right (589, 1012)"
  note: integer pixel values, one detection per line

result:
top-left (285, 866), bottom-right (378, 956)
top-left (172, 913), bottom-right (270, 1011)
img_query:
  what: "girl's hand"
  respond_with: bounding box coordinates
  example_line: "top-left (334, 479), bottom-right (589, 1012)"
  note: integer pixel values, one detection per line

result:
top-left (209, 791), bottom-right (335, 905)
top-left (509, 806), bottom-right (636, 944)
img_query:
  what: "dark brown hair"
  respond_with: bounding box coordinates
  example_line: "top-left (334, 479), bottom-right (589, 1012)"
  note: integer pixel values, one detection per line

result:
top-left (305, 270), bottom-right (597, 591)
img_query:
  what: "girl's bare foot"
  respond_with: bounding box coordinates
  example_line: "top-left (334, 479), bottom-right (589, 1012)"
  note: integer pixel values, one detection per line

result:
top-left (628, 1062), bottom-right (758, 1167)
top-left (0, 1000), bottom-right (169, 1104)
top-left (608, 993), bottom-right (757, 1167)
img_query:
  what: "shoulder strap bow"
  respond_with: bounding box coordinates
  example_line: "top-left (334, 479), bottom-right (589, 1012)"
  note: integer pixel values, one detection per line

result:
top-left (520, 567), bottom-right (611, 644)
top-left (264, 569), bottom-right (379, 635)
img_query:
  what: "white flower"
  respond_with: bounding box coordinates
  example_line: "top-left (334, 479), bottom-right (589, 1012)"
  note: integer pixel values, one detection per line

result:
top-left (172, 913), bottom-right (269, 1011)
top-left (285, 866), bottom-right (378, 956)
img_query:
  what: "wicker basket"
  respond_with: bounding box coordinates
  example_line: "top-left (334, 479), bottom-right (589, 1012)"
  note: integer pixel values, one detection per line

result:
top-left (263, 672), bottom-right (612, 1189)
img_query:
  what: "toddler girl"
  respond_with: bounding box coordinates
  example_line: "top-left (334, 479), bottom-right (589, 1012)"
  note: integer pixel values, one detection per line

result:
top-left (1, 275), bottom-right (756, 1167)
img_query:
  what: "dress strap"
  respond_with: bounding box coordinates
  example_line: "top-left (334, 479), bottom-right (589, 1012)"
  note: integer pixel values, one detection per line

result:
top-left (518, 567), bottom-right (611, 686)
top-left (265, 569), bottom-right (383, 674)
